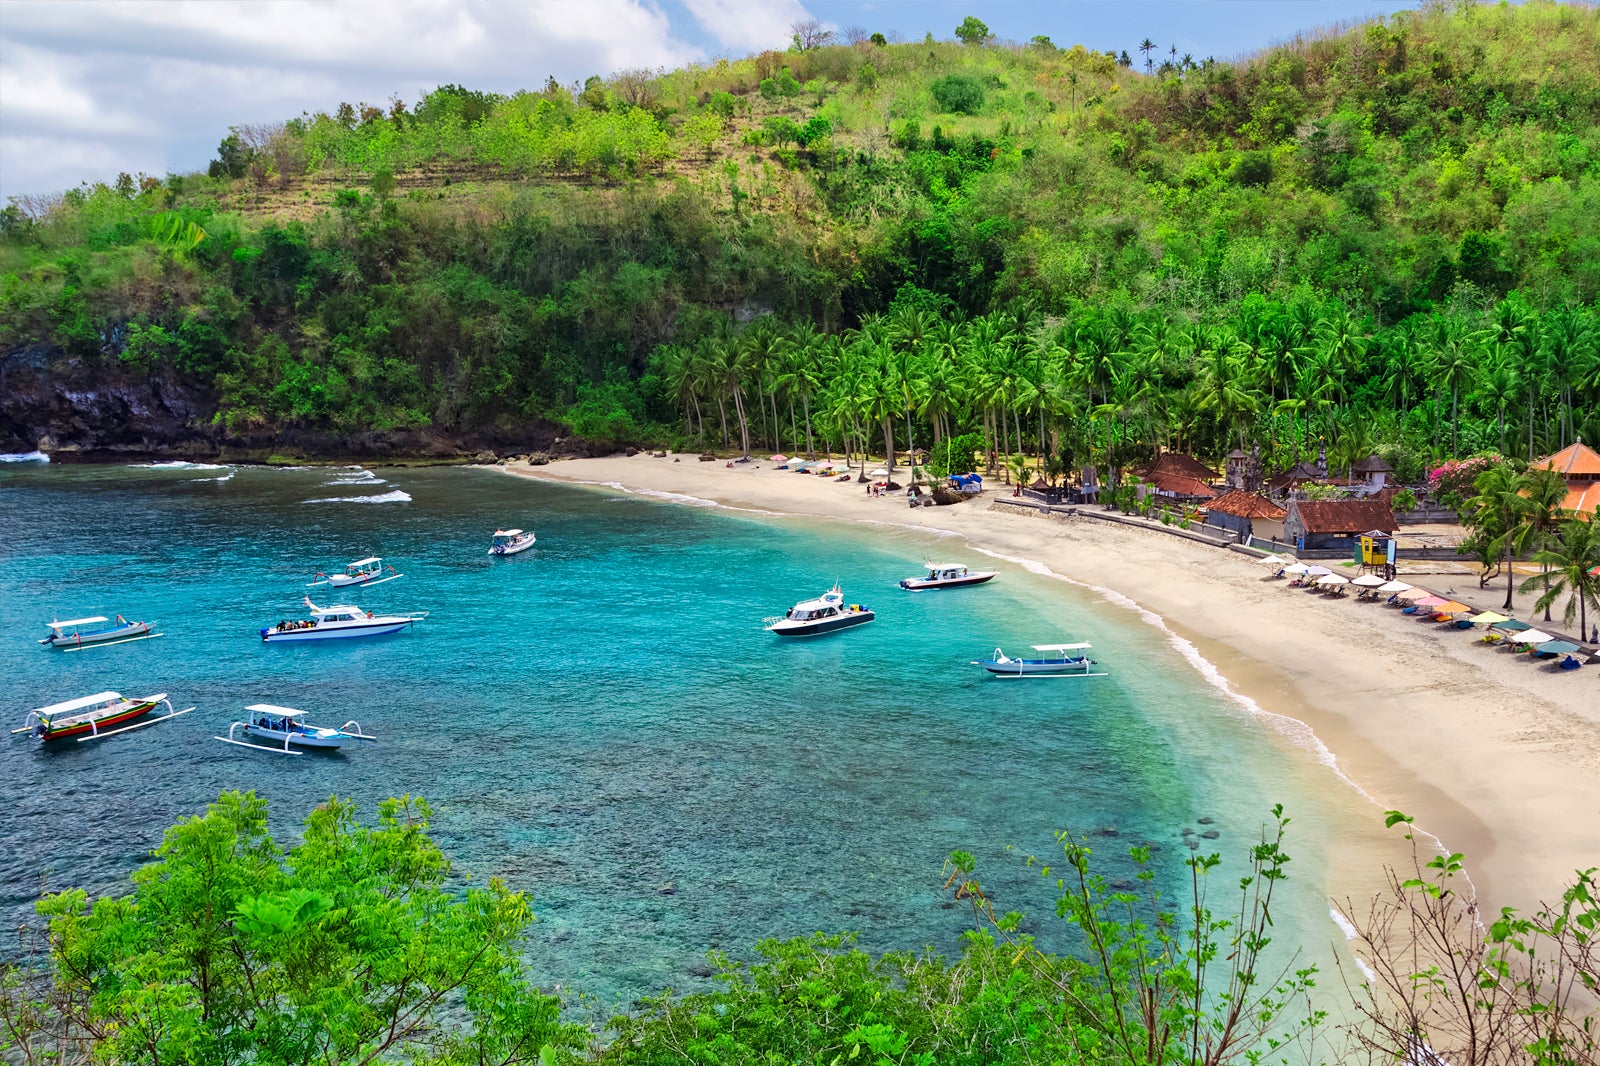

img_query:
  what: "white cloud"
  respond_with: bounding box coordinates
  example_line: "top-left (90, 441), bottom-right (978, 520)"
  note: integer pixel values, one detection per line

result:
top-left (0, 0), bottom-right (704, 198)
top-left (680, 0), bottom-right (812, 53)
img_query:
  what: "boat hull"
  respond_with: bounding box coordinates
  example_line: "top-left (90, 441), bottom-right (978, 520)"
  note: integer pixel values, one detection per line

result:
top-left (767, 610), bottom-right (875, 637)
top-left (36, 699), bottom-right (158, 741)
top-left (261, 619), bottom-right (414, 642)
top-left (42, 621), bottom-right (151, 648)
top-left (243, 726), bottom-right (346, 748)
top-left (489, 539), bottom-right (536, 556)
top-left (899, 573), bottom-right (997, 591)
top-left (980, 658), bottom-right (1093, 676)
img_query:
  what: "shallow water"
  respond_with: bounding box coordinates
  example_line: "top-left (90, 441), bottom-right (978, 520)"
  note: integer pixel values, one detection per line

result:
top-left (0, 462), bottom-right (1358, 1008)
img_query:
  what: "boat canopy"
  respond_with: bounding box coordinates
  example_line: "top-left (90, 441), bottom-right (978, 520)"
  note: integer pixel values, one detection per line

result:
top-left (32, 691), bottom-right (124, 716)
top-left (1033, 642), bottom-right (1092, 652)
top-left (46, 616), bottom-right (109, 629)
top-left (347, 557), bottom-right (381, 568)
top-left (246, 703), bottom-right (307, 718)
top-left (926, 563), bottom-right (965, 572)
top-left (493, 529), bottom-right (524, 538)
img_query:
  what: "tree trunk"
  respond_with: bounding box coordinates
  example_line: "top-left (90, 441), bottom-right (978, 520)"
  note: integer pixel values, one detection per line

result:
top-left (802, 394), bottom-right (814, 457)
top-left (882, 416), bottom-right (896, 473)
top-left (716, 396), bottom-right (729, 447)
top-left (1502, 535), bottom-right (1515, 610)
top-left (732, 390), bottom-right (750, 457)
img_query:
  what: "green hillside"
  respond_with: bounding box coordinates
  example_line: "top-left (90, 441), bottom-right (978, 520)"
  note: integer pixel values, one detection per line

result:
top-left (1, 1), bottom-right (1597, 467)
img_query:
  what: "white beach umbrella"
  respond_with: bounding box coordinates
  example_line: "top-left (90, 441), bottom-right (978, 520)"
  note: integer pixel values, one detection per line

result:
top-left (1304, 565), bottom-right (1333, 577)
top-left (1283, 563), bottom-right (1310, 575)
top-left (1376, 581), bottom-right (1412, 593)
top-left (1257, 554), bottom-right (1287, 566)
top-left (1352, 574), bottom-right (1387, 587)
top-left (1316, 574), bottom-right (1350, 586)
top-left (869, 469), bottom-right (890, 477)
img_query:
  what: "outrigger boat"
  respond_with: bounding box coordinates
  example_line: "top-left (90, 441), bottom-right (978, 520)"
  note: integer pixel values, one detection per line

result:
top-left (975, 643), bottom-right (1106, 678)
top-left (488, 529), bottom-right (536, 556)
top-left (38, 615), bottom-right (159, 650)
top-left (13, 690), bottom-right (195, 743)
top-left (262, 597), bottom-right (427, 642)
top-left (309, 557), bottom-right (402, 588)
top-left (765, 585), bottom-right (874, 637)
top-left (899, 561), bottom-right (998, 591)
top-left (214, 704), bottom-right (376, 756)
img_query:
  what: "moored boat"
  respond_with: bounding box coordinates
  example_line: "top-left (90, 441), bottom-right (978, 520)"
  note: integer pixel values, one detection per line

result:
top-left (489, 528), bottom-right (536, 556)
top-left (38, 615), bottom-right (157, 650)
top-left (765, 585), bottom-right (874, 637)
top-left (309, 557), bottom-right (402, 588)
top-left (16, 691), bottom-right (195, 743)
top-left (262, 597), bottom-right (426, 642)
top-left (976, 643), bottom-right (1104, 677)
top-left (899, 562), bottom-right (998, 591)
top-left (214, 704), bottom-right (376, 756)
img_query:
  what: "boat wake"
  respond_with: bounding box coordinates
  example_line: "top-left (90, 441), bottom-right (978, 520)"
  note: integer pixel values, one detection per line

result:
top-left (302, 489), bottom-right (412, 504)
top-left (0, 451), bottom-right (50, 463)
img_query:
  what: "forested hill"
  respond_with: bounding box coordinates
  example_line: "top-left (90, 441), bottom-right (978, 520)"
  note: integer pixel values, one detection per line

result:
top-left (1, 2), bottom-right (1597, 463)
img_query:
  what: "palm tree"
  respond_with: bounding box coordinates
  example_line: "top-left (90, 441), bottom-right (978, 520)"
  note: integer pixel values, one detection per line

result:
top-left (1521, 466), bottom-right (1571, 623)
top-left (1467, 463), bottom-right (1535, 609)
top-left (1432, 316), bottom-right (1478, 458)
top-left (1470, 357), bottom-right (1521, 455)
top-left (1519, 519), bottom-right (1600, 639)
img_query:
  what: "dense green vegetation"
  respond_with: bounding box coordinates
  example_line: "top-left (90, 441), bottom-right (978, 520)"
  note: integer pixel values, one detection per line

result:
top-left (1, 2), bottom-right (1597, 475)
top-left (4, 794), bottom-right (1595, 1064)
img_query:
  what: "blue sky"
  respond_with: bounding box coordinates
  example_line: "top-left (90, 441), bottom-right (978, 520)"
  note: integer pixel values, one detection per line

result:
top-left (1, 0), bottom-right (1420, 201)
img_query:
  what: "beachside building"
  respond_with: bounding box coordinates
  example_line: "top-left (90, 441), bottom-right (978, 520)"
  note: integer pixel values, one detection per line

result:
top-left (1204, 490), bottom-right (1287, 542)
top-left (1531, 440), bottom-right (1600, 520)
top-left (1283, 499), bottom-right (1398, 551)
top-left (1350, 455), bottom-right (1394, 496)
top-left (1137, 452), bottom-right (1219, 502)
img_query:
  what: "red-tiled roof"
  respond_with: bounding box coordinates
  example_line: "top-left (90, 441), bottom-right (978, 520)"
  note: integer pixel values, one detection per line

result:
top-left (1268, 462), bottom-right (1322, 487)
top-left (1139, 452), bottom-right (1219, 481)
top-left (1145, 472), bottom-right (1217, 498)
top-left (1206, 490), bottom-right (1287, 519)
top-left (1290, 500), bottom-right (1397, 534)
top-left (1561, 482), bottom-right (1599, 518)
top-left (1534, 442), bottom-right (1600, 478)
top-left (1351, 454), bottom-right (1394, 474)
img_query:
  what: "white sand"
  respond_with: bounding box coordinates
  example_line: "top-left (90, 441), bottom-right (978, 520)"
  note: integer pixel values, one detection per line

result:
top-left (504, 455), bottom-right (1600, 914)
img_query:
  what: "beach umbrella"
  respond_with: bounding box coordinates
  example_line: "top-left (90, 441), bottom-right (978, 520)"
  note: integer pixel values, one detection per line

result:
top-left (1283, 563), bottom-right (1310, 575)
top-left (1257, 554), bottom-right (1287, 566)
top-left (1304, 565), bottom-right (1333, 577)
top-left (1590, 565), bottom-right (1600, 577)
top-left (1396, 587), bottom-right (1433, 602)
top-left (770, 454), bottom-right (788, 463)
top-left (1315, 574), bottom-right (1350, 586)
top-left (1536, 640), bottom-right (1580, 654)
top-left (1352, 574), bottom-right (1387, 587)
top-left (1431, 600), bottom-right (1471, 614)
top-left (1412, 595), bottom-right (1447, 608)
top-left (869, 468), bottom-right (890, 477)
top-left (1377, 581), bottom-right (1412, 594)
top-left (1469, 611), bottom-right (1510, 625)
top-left (1517, 629), bottom-right (1556, 645)
top-left (1491, 619), bottom-right (1532, 632)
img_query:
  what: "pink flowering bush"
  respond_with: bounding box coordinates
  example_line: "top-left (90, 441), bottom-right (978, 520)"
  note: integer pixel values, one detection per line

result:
top-left (1427, 454), bottom-right (1506, 508)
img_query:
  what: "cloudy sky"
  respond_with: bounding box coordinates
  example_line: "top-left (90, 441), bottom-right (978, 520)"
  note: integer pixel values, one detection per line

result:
top-left (0, 0), bottom-right (1417, 201)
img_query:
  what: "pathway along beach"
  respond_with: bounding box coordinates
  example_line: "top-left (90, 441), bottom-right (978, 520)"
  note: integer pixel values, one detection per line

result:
top-left (506, 455), bottom-right (1600, 917)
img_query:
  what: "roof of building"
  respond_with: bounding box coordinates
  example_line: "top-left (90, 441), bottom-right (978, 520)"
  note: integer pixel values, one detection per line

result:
top-left (1225, 448), bottom-right (1249, 460)
top-left (1138, 452), bottom-right (1219, 481)
top-left (1290, 499), bottom-right (1398, 534)
top-left (1268, 461), bottom-right (1323, 487)
top-left (1560, 481), bottom-right (1599, 518)
top-left (1206, 490), bottom-right (1287, 520)
top-left (1533, 441), bottom-right (1600, 479)
top-left (1145, 472), bottom-right (1217, 498)
top-left (1351, 454), bottom-right (1394, 474)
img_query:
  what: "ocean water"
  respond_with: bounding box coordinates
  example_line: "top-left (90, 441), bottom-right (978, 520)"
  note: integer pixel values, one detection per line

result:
top-left (0, 461), bottom-right (1357, 1008)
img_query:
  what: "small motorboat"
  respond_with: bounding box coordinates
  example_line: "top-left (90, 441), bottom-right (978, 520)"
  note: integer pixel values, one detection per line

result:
top-left (899, 562), bottom-right (998, 591)
top-left (765, 585), bottom-right (874, 637)
top-left (261, 597), bottom-right (426, 642)
top-left (15, 690), bottom-right (194, 743)
top-left (489, 529), bottom-right (536, 556)
top-left (975, 643), bottom-right (1105, 678)
top-left (214, 704), bottom-right (376, 756)
top-left (309, 557), bottom-right (402, 588)
top-left (38, 615), bottom-right (159, 650)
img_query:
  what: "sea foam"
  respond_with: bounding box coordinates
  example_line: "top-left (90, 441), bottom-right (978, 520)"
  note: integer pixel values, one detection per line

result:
top-left (135, 460), bottom-right (230, 470)
top-left (0, 451), bottom-right (50, 463)
top-left (302, 489), bottom-right (412, 504)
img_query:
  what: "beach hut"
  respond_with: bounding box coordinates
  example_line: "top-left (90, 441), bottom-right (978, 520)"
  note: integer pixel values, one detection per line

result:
top-left (1529, 440), bottom-right (1600, 519)
top-left (1205, 490), bottom-right (1287, 543)
top-left (1283, 500), bottom-right (1398, 552)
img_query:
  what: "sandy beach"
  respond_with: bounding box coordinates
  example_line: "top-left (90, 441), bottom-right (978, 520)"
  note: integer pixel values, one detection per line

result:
top-left (504, 455), bottom-right (1600, 916)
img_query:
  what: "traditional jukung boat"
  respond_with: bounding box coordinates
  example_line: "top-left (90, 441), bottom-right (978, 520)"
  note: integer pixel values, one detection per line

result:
top-left (309, 557), bottom-right (402, 588)
top-left (899, 562), bottom-right (998, 591)
top-left (38, 615), bottom-right (158, 650)
top-left (214, 704), bottom-right (376, 756)
top-left (261, 597), bottom-right (427, 642)
top-left (15, 691), bottom-right (195, 743)
top-left (488, 529), bottom-right (537, 556)
top-left (975, 643), bottom-right (1105, 678)
top-left (765, 585), bottom-right (874, 637)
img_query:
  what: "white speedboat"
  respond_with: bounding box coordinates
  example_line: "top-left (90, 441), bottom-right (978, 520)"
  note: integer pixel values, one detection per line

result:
top-left (214, 704), bottom-right (376, 756)
top-left (489, 529), bottom-right (536, 555)
top-left (309, 557), bottom-right (402, 588)
top-left (261, 597), bottom-right (426, 642)
top-left (39, 614), bottom-right (158, 650)
top-left (899, 562), bottom-right (998, 591)
top-left (976, 643), bottom-right (1104, 677)
top-left (765, 585), bottom-right (874, 637)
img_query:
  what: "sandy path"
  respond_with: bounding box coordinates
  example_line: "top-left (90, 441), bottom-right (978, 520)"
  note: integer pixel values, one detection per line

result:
top-left (503, 455), bottom-right (1600, 915)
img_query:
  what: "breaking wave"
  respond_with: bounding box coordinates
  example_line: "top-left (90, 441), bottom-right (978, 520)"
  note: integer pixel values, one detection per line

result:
top-left (135, 461), bottom-right (230, 470)
top-left (0, 451), bottom-right (50, 463)
top-left (302, 489), bottom-right (412, 504)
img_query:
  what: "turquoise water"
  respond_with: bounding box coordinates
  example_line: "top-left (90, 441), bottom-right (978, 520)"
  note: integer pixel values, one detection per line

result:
top-left (0, 460), bottom-right (1350, 1007)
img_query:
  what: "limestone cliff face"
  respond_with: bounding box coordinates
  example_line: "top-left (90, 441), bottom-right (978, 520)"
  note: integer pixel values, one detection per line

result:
top-left (0, 350), bottom-right (577, 462)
